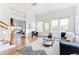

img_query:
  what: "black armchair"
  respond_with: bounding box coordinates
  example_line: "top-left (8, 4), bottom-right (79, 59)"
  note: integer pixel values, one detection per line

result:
top-left (31, 31), bottom-right (38, 37)
top-left (61, 32), bottom-right (67, 39)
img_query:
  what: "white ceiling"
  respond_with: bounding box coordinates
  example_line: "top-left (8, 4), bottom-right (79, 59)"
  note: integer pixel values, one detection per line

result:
top-left (11, 3), bottom-right (76, 15)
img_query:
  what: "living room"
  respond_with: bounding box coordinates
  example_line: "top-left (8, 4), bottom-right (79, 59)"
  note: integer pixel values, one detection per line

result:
top-left (0, 3), bottom-right (79, 55)
top-left (25, 3), bottom-right (79, 55)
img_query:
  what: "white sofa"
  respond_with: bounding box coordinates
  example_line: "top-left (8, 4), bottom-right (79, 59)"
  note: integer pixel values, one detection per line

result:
top-left (65, 32), bottom-right (75, 42)
top-left (38, 32), bottom-right (49, 37)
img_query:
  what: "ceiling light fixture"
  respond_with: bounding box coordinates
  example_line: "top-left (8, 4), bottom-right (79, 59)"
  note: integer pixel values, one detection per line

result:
top-left (32, 3), bottom-right (38, 7)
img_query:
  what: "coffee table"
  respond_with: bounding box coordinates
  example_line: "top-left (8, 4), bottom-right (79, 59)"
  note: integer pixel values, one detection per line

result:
top-left (43, 38), bottom-right (54, 47)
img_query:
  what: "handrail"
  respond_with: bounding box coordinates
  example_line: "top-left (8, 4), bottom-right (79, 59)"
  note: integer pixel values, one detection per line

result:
top-left (0, 24), bottom-right (8, 29)
top-left (0, 21), bottom-right (9, 29)
top-left (0, 21), bottom-right (9, 26)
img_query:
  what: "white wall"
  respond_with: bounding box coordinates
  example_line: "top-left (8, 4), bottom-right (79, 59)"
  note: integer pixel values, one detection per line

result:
top-left (76, 5), bottom-right (79, 15)
top-left (0, 4), bottom-right (10, 24)
top-left (26, 11), bottom-right (36, 37)
top-left (10, 7), bottom-right (26, 21)
top-left (0, 4), bottom-right (10, 41)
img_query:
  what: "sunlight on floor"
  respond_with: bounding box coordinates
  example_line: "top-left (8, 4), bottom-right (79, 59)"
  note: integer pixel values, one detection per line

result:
top-left (0, 43), bottom-right (15, 52)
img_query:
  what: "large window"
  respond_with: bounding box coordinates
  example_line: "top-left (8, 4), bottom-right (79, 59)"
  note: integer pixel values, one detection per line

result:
top-left (37, 21), bottom-right (43, 32)
top-left (76, 15), bottom-right (79, 33)
top-left (51, 20), bottom-right (59, 37)
top-left (60, 18), bottom-right (69, 32)
top-left (44, 22), bottom-right (49, 31)
top-left (51, 18), bottom-right (69, 37)
top-left (51, 20), bottom-right (59, 32)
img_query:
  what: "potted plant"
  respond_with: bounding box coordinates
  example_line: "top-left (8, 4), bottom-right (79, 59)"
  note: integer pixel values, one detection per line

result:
top-left (48, 33), bottom-right (52, 40)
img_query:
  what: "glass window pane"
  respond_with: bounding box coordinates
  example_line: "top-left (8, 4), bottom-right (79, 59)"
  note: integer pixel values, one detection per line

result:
top-left (37, 21), bottom-right (43, 32)
top-left (51, 20), bottom-right (59, 37)
top-left (76, 15), bottom-right (79, 33)
top-left (60, 18), bottom-right (69, 32)
top-left (44, 22), bottom-right (49, 31)
top-left (51, 20), bottom-right (58, 31)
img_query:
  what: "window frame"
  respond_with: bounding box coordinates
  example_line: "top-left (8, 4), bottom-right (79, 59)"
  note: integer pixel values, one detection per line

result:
top-left (36, 21), bottom-right (44, 32)
top-left (60, 18), bottom-right (69, 32)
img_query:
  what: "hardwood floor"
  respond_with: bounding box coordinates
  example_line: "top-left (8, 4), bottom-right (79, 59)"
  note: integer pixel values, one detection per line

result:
top-left (0, 47), bottom-right (21, 55)
top-left (0, 36), bottom-right (38, 55)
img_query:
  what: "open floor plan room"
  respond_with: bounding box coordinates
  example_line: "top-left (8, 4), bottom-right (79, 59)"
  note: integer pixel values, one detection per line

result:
top-left (1, 3), bottom-right (79, 55)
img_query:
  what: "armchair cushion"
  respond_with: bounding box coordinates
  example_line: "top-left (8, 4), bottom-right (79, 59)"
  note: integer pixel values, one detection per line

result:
top-left (61, 32), bottom-right (66, 39)
top-left (65, 32), bottom-right (75, 42)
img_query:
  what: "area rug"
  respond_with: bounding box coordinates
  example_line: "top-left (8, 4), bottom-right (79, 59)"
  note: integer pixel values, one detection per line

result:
top-left (17, 46), bottom-right (47, 55)
top-left (17, 38), bottom-right (59, 55)
top-left (27, 38), bottom-right (60, 55)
